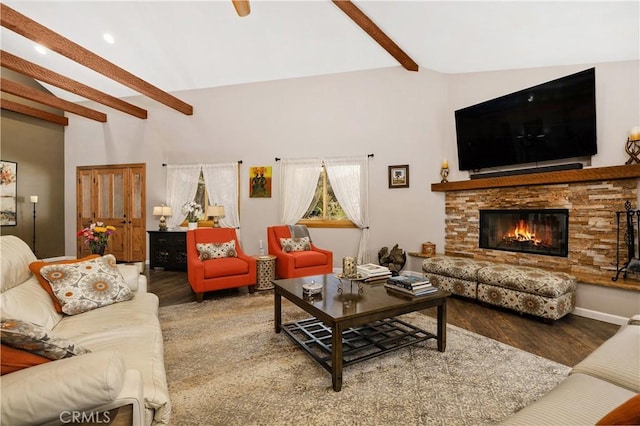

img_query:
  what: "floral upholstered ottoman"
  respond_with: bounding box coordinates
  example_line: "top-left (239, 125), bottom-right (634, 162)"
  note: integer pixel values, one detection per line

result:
top-left (422, 256), bottom-right (577, 321)
top-left (477, 264), bottom-right (577, 320)
top-left (422, 256), bottom-right (491, 298)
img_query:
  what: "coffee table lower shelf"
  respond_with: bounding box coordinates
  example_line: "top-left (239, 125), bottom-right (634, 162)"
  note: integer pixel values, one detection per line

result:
top-left (281, 316), bottom-right (436, 373)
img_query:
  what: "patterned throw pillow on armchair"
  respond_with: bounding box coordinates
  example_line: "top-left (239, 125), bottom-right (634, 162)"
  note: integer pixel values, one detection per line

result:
top-left (196, 240), bottom-right (238, 260)
top-left (280, 237), bottom-right (311, 253)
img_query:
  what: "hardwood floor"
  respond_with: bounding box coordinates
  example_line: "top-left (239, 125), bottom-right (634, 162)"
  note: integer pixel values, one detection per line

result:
top-left (146, 269), bottom-right (620, 367)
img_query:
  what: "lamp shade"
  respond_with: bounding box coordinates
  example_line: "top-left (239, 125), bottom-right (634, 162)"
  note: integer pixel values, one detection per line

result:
top-left (153, 206), bottom-right (173, 216)
top-left (207, 205), bottom-right (225, 217)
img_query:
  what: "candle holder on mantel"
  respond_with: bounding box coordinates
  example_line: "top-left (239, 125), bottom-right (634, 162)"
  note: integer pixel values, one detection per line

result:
top-left (440, 166), bottom-right (449, 183)
top-left (625, 126), bottom-right (640, 165)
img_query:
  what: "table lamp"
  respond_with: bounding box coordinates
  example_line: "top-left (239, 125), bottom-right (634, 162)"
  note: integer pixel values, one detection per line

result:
top-left (207, 205), bottom-right (225, 228)
top-left (153, 205), bottom-right (172, 231)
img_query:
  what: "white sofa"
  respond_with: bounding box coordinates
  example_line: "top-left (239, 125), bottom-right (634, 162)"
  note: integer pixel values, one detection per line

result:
top-left (0, 236), bottom-right (171, 425)
top-left (502, 315), bottom-right (640, 425)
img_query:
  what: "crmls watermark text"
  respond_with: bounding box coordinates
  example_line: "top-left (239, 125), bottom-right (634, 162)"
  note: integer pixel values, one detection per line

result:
top-left (59, 411), bottom-right (111, 424)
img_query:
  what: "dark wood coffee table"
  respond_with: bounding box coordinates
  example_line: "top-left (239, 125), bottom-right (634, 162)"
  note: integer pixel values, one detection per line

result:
top-left (273, 274), bottom-right (449, 391)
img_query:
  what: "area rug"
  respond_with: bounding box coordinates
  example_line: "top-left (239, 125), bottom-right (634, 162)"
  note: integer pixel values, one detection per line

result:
top-left (159, 292), bottom-right (569, 425)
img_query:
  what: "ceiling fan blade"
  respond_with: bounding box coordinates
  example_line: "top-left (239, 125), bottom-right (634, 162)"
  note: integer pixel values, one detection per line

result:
top-left (232, 0), bottom-right (251, 17)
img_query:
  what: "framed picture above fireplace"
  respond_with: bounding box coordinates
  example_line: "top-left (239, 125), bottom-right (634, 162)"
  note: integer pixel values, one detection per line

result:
top-left (479, 209), bottom-right (569, 257)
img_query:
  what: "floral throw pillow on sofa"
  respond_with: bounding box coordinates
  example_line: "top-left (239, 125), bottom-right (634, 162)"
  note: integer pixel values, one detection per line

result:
top-left (39, 254), bottom-right (133, 315)
top-left (0, 318), bottom-right (90, 360)
top-left (196, 241), bottom-right (238, 260)
top-left (280, 237), bottom-right (311, 253)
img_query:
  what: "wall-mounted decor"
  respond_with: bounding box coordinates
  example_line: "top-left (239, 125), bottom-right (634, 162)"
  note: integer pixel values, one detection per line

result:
top-left (0, 160), bottom-right (17, 226)
top-left (388, 164), bottom-right (409, 188)
top-left (249, 166), bottom-right (272, 198)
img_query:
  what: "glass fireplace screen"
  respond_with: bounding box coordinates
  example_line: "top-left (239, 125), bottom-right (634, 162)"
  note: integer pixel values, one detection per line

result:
top-left (479, 209), bottom-right (569, 257)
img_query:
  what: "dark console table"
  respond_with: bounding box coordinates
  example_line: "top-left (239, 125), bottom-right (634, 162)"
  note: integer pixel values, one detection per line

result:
top-left (147, 230), bottom-right (188, 271)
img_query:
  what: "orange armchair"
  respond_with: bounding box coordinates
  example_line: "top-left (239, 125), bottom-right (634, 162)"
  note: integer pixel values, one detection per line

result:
top-left (187, 228), bottom-right (256, 302)
top-left (267, 225), bottom-right (333, 279)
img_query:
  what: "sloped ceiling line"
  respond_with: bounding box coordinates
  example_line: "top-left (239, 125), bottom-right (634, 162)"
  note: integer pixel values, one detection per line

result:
top-left (0, 50), bottom-right (148, 119)
top-left (0, 3), bottom-right (193, 116)
top-left (332, 0), bottom-right (419, 72)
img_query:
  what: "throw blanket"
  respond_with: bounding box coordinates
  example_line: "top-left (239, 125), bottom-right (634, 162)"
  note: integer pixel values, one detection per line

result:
top-left (288, 225), bottom-right (311, 242)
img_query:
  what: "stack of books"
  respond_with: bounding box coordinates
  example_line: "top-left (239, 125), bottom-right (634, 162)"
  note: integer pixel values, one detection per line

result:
top-left (384, 275), bottom-right (437, 297)
top-left (357, 263), bottom-right (392, 282)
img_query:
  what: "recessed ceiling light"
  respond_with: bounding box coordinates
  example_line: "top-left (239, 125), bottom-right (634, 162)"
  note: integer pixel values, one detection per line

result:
top-left (103, 33), bottom-right (115, 44)
top-left (34, 44), bottom-right (47, 54)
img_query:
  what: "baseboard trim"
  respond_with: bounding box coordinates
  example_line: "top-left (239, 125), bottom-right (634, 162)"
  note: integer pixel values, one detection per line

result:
top-left (570, 307), bottom-right (628, 325)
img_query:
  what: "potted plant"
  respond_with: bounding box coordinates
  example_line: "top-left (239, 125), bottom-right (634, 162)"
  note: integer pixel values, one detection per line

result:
top-left (182, 201), bottom-right (203, 230)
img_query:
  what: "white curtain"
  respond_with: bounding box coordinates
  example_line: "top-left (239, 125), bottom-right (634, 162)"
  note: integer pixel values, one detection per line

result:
top-left (202, 162), bottom-right (240, 230)
top-left (165, 164), bottom-right (201, 230)
top-left (325, 156), bottom-right (371, 264)
top-left (278, 158), bottom-right (322, 224)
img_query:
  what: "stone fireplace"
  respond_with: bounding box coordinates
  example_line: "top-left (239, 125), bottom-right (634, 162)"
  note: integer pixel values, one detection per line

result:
top-left (479, 209), bottom-right (569, 257)
top-left (431, 165), bottom-right (640, 288)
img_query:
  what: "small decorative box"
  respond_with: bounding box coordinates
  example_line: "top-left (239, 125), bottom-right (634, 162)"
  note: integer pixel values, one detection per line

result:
top-left (302, 281), bottom-right (322, 295)
top-left (422, 242), bottom-right (436, 257)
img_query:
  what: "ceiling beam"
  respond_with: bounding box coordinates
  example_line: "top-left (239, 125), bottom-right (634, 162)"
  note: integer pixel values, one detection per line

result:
top-left (0, 3), bottom-right (193, 116)
top-left (1, 98), bottom-right (69, 126)
top-left (1, 51), bottom-right (148, 119)
top-left (1, 78), bottom-right (107, 122)
top-left (332, 0), bottom-right (419, 72)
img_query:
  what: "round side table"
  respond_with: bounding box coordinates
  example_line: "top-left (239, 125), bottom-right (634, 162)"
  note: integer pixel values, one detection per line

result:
top-left (253, 255), bottom-right (277, 290)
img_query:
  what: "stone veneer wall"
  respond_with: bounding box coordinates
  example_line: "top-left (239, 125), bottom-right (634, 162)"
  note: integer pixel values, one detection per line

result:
top-left (444, 179), bottom-right (638, 279)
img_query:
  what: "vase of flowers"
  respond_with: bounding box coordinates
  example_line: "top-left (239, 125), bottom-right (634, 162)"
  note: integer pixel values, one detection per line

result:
top-left (182, 201), bottom-right (203, 230)
top-left (77, 222), bottom-right (116, 254)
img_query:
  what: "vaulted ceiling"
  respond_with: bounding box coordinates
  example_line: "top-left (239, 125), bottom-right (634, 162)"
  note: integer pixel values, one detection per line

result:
top-left (1, 1), bottom-right (638, 123)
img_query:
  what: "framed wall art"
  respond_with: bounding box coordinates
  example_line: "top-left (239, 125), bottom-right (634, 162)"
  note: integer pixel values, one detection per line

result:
top-left (388, 164), bottom-right (409, 188)
top-left (249, 166), bottom-right (272, 198)
top-left (0, 160), bottom-right (17, 226)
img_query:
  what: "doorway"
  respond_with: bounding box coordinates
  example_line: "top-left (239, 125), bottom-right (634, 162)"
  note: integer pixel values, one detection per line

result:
top-left (76, 164), bottom-right (146, 262)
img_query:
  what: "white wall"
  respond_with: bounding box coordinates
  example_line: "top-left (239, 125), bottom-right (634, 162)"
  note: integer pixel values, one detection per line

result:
top-left (65, 66), bottom-right (450, 269)
top-left (64, 60), bottom-right (640, 320)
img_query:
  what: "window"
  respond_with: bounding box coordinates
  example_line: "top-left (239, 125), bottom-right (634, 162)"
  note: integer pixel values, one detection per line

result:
top-left (193, 170), bottom-right (208, 215)
top-left (166, 162), bottom-right (239, 230)
top-left (300, 166), bottom-right (355, 228)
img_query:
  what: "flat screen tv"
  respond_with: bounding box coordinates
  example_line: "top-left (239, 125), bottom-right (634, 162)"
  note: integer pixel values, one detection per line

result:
top-left (455, 68), bottom-right (597, 171)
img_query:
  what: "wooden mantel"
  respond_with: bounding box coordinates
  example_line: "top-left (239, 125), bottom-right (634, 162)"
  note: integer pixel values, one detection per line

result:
top-left (431, 164), bottom-right (640, 192)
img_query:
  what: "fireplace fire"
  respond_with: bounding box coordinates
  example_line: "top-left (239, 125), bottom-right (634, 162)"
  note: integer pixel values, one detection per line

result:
top-left (479, 209), bottom-right (569, 257)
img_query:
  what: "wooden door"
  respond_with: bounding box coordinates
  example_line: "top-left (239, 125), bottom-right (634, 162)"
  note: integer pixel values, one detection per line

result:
top-left (94, 167), bottom-right (127, 260)
top-left (76, 164), bottom-right (146, 262)
top-left (128, 166), bottom-right (146, 262)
